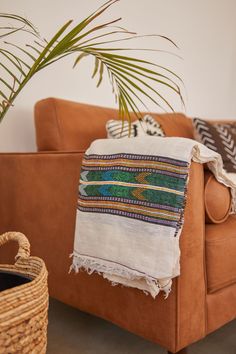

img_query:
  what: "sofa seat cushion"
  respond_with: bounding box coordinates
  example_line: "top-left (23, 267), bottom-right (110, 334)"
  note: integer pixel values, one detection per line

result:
top-left (206, 216), bottom-right (236, 293)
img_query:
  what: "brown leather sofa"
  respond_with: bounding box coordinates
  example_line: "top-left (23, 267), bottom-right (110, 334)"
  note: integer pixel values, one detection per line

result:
top-left (0, 97), bottom-right (235, 354)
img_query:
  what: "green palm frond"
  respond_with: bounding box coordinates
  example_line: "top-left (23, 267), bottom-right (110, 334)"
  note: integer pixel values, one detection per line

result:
top-left (0, 0), bottom-right (184, 123)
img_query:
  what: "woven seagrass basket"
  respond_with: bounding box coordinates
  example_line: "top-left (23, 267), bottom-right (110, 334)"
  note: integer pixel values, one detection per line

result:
top-left (0, 232), bottom-right (48, 354)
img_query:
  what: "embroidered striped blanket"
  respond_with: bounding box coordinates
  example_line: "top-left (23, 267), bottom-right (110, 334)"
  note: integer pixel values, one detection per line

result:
top-left (71, 137), bottom-right (236, 298)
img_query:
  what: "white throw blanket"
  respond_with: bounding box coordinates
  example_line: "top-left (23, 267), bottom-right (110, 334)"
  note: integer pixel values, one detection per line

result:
top-left (71, 137), bottom-right (236, 298)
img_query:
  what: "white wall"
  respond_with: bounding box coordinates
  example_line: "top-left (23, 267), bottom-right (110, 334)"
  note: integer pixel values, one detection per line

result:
top-left (0, 0), bottom-right (236, 151)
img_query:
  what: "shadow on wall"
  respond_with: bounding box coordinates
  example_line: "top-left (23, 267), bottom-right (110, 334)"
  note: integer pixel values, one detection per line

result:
top-left (0, 108), bottom-right (36, 152)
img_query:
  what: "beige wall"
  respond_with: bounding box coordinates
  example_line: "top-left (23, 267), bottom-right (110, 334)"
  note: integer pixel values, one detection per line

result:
top-left (0, 0), bottom-right (236, 151)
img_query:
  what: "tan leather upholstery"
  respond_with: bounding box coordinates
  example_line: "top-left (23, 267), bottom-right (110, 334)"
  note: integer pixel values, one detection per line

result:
top-left (0, 152), bottom-right (81, 268)
top-left (0, 97), bottom-right (234, 353)
top-left (0, 155), bottom-right (206, 353)
top-left (35, 97), bottom-right (231, 225)
top-left (35, 98), bottom-right (123, 151)
top-left (206, 216), bottom-right (236, 293)
top-left (207, 282), bottom-right (236, 334)
top-left (204, 171), bottom-right (231, 223)
top-left (34, 98), bottom-right (194, 151)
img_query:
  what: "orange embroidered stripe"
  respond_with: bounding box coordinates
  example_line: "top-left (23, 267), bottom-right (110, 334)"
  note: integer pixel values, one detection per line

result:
top-left (78, 199), bottom-right (179, 221)
top-left (82, 159), bottom-right (188, 174)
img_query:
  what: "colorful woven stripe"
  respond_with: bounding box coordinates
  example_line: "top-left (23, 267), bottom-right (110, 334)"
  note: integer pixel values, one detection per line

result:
top-left (78, 153), bottom-right (189, 228)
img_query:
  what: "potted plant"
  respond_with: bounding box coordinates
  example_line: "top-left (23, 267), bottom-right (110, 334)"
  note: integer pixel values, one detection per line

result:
top-left (0, 0), bottom-right (183, 125)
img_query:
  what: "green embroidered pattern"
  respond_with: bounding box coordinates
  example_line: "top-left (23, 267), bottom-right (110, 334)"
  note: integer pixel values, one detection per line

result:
top-left (78, 153), bottom-right (189, 229)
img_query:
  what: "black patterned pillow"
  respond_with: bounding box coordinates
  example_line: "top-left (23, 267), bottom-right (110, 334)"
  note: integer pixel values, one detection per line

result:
top-left (106, 115), bottom-right (165, 139)
top-left (193, 118), bottom-right (236, 173)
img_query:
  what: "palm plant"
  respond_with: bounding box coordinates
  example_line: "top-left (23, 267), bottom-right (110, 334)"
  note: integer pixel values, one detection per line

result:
top-left (0, 0), bottom-right (184, 124)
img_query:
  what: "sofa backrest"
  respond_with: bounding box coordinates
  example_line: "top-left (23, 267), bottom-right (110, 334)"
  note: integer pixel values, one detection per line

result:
top-left (34, 97), bottom-right (194, 152)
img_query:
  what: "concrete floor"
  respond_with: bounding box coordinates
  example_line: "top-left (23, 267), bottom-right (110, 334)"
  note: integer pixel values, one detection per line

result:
top-left (47, 299), bottom-right (236, 354)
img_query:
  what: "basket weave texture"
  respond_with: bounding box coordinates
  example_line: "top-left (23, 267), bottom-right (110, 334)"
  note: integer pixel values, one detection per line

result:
top-left (0, 232), bottom-right (48, 354)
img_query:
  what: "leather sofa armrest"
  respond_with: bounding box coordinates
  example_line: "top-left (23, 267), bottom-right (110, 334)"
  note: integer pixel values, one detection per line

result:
top-left (0, 153), bottom-right (206, 353)
top-left (0, 152), bottom-right (83, 269)
top-left (204, 170), bottom-right (231, 223)
top-left (172, 161), bottom-right (206, 351)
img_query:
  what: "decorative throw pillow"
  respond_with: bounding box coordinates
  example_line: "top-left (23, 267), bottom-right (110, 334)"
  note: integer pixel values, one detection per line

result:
top-left (106, 115), bottom-right (165, 139)
top-left (193, 117), bottom-right (236, 173)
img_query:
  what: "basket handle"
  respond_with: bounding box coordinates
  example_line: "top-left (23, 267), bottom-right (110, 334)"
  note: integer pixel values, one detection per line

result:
top-left (0, 232), bottom-right (30, 260)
